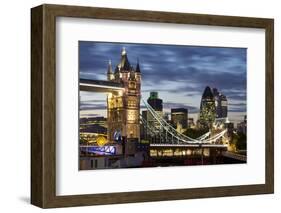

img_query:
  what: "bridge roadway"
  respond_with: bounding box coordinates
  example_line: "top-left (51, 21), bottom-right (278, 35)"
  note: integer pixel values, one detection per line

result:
top-left (150, 143), bottom-right (228, 148)
top-left (80, 79), bottom-right (124, 93)
top-left (79, 78), bottom-right (245, 162)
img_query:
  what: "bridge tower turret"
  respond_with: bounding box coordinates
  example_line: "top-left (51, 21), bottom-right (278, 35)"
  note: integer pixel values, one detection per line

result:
top-left (107, 48), bottom-right (141, 152)
top-left (107, 60), bottom-right (114, 81)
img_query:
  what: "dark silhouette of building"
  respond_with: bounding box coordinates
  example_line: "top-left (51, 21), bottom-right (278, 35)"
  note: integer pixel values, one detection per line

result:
top-left (213, 88), bottom-right (228, 118)
top-left (237, 115), bottom-right (247, 134)
top-left (171, 108), bottom-right (188, 133)
top-left (225, 122), bottom-right (234, 137)
top-left (188, 118), bottom-right (195, 128)
top-left (146, 92), bottom-right (163, 130)
top-left (147, 91), bottom-right (163, 111)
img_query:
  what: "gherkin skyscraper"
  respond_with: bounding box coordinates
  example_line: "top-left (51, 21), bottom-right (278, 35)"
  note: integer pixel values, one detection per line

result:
top-left (198, 86), bottom-right (216, 129)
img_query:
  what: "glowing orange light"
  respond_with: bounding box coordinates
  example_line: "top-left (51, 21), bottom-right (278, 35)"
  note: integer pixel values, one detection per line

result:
top-left (96, 136), bottom-right (107, 147)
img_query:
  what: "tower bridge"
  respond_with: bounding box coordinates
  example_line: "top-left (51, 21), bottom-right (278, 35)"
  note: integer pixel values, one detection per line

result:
top-left (79, 48), bottom-right (244, 166)
top-left (80, 78), bottom-right (228, 158)
top-left (80, 48), bottom-right (141, 155)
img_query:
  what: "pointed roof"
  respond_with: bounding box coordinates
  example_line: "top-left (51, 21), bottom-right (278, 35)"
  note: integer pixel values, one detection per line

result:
top-left (115, 64), bottom-right (120, 73)
top-left (202, 86), bottom-right (214, 99)
top-left (135, 58), bottom-right (141, 73)
top-left (107, 60), bottom-right (113, 74)
top-left (117, 47), bottom-right (131, 72)
top-left (121, 47), bottom-right (126, 56)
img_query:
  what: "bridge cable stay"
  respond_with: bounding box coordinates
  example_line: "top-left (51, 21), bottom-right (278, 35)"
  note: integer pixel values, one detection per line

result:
top-left (142, 97), bottom-right (224, 144)
top-left (141, 113), bottom-right (210, 143)
top-left (141, 97), bottom-right (227, 144)
top-left (142, 98), bottom-right (214, 143)
top-left (142, 97), bottom-right (202, 143)
top-left (143, 97), bottom-right (224, 143)
top-left (140, 115), bottom-right (157, 137)
top-left (142, 111), bottom-right (226, 144)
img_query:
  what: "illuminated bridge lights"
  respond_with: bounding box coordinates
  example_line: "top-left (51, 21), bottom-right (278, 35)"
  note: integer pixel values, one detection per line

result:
top-left (150, 148), bottom-right (212, 158)
top-left (149, 143), bottom-right (228, 148)
top-left (143, 100), bottom-right (229, 159)
top-left (141, 97), bottom-right (228, 145)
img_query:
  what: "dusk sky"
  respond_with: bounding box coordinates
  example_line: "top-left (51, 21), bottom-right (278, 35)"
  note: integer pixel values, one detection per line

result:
top-left (79, 41), bottom-right (247, 124)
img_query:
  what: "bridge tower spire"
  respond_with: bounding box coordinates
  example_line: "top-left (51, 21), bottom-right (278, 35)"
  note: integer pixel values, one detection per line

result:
top-left (107, 49), bottom-right (141, 155)
top-left (107, 60), bottom-right (114, 81)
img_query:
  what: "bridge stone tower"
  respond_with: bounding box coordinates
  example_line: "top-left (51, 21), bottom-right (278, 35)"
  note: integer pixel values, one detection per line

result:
top-left (107, 48), bottom-right (141, 149)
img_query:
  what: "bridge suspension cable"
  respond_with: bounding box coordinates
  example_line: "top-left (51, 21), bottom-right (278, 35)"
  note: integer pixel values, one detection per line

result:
top-left (141, 97), bottom-right (227, 144)
top-left (142, 97), bottom-right (202, 143)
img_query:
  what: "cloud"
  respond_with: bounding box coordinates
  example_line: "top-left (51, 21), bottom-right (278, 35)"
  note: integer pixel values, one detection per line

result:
top-left (80, 103), bottom-right (107, 110)
top-left (80, 113), bottom-right (101, 117)
top-left (228, 108), bottom-right (247, 113)
top-left (80, 99), bottom-right (106, 104)
top-left (228, 102), bottom-right (247, 106)
top-left (163, 102), bottom-right (199, 113)
top-left (79, 41), bottom-right (247, 121)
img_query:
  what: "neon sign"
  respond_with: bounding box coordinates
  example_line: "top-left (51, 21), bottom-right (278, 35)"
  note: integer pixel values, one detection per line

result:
top-left (81, 145), bottom-right (116, 155)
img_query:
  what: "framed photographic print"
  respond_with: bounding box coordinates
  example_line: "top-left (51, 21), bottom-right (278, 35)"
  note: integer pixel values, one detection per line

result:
top-left (31, 4), bottom-right (274, 208)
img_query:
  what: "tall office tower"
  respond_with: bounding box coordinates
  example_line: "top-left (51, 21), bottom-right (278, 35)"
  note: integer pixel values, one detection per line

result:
top-left (146, 92), bottom-right (163, 130)
top-left (163, 112), bottom-right (170, 122)
top-left (171, 108), bottom-right (188, 133)
top-left (147, 91), bottom-right (163, 111)
top-left (188, 118), bottom-right (195, 129)
top-left (220, 94), bottom-right (228, 118)
top-left (237, 115), bottom-right (247, 134)
top-left (213, 88), bottom-right (228, 118)
top-left (198, 86), bottom-right (216, 129)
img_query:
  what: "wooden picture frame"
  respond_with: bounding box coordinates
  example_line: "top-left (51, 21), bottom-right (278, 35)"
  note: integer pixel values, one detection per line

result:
top-left (31, 4), bottom-right (274, 208)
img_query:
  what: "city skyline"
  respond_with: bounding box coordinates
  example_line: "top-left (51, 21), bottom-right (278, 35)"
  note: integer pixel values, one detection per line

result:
top-left (79, 41), bottom-right (247, 124)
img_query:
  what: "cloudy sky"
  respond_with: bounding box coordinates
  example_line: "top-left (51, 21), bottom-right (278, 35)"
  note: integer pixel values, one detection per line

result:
top-left (79, 41), bottom-right (247, 124)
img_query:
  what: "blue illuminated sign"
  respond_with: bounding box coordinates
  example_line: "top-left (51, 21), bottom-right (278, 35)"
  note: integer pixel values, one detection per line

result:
top-left (113, 130), bottom-right (122, 142)
top-left (81, 145), bottom-right (116, 155)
